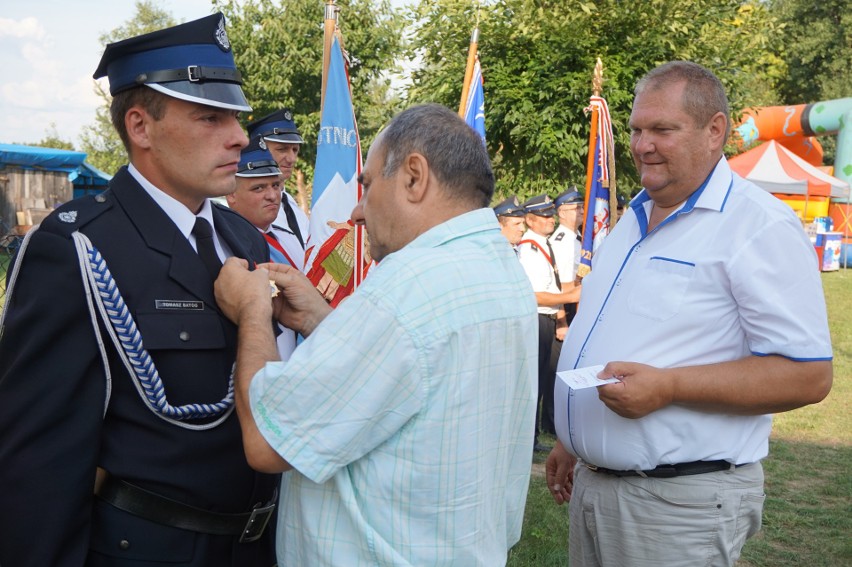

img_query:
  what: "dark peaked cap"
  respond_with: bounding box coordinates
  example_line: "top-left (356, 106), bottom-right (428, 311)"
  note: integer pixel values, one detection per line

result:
top-left (237, 137), bottom-right (282, 178)
top-left (247, 109), bottom-right (305, 145)
top-left (523, 194), bottom-right (556, 217)
top-left (554, 188), bottom-right (583, 207)
top-left (93, 13), bottom-right (250, 111)
top-left (493, 196), bottom-right (525, 217)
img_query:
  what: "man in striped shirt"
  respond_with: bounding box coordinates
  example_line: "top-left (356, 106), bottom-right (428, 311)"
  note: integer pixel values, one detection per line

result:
top-left (215, 103), bottom-right (538, 566)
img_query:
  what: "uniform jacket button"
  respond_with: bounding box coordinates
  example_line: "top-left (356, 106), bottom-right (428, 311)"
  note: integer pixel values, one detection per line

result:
top-left (119, 539), bottom-right (130, 550)
top-left (179, 331), bottom-right (190, 342)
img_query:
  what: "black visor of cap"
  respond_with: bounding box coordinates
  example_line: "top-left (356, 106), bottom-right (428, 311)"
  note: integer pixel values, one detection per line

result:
top-left (262, 132), bottom-right (305, 144)
top-left (236, 160), bottom-right (281, 177)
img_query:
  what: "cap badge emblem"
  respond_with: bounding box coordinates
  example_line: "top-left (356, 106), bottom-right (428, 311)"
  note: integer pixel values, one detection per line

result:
top-left (214, 16), bottom-right (231, 52)
top-left (284, 110), bottom-right (292, 120)
top-left (258, 138), bottom-right (267, 150)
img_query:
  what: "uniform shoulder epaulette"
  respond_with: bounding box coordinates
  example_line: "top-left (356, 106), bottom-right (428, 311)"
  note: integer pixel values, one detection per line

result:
top-left (553, 232), bottom-right (565, 241)
top-left (39, 190), bottom-right (114, 238)
top-left (518, 239), bottom-right (540, 253)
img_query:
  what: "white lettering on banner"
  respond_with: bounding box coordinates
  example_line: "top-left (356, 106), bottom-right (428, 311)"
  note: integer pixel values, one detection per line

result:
top-left (317, 126), bottom-right (358, 148)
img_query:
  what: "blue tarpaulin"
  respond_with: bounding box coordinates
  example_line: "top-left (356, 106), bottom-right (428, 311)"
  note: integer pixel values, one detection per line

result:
top-left (0, 143), bottom-right (111, 198)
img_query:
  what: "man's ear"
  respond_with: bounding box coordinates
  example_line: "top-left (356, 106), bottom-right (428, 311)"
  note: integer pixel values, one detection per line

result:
top-left (125, 107), bottom-right (153, 150)
top-left (707, 111), bottom-right (728, 151)
top-left (401, 152), bottom-right (429, 203)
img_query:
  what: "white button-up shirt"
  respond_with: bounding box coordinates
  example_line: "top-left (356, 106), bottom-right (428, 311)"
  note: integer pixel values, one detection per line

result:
top-left (549, 224), bottom-right (581, 282)
top-left (556, 157), bottom-right (832, 470)
top-left (518, 229), bottom-right (561, 315)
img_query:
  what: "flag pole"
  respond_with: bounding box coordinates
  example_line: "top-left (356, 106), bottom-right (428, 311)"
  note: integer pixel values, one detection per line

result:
top-left (458, 26), bottom-right (479, 117)
top-left (578, 59), bottom-right (603, 279)
top-left (321, 0), bottom-right (338, 112)
top-left (582, 60), bottom-right (603, 222)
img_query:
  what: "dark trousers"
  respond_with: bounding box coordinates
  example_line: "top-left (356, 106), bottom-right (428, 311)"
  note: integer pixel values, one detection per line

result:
top-left (536, 313), bottom-right (558, 437)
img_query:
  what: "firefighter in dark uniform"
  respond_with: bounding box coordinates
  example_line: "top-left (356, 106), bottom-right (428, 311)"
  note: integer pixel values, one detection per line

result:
top-left (0, 14), bottom-right (278, 566)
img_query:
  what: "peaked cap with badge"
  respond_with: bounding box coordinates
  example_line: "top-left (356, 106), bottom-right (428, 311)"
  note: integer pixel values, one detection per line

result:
top-left (247, 109), bottom-right (304, 144)
top-left (237, 137), bottom-right (282, 178)
top-left (523, 194), bottom-right (556, 217)
top-left (554, 186), bottom-right (584, 207)
top-left (93, 12), bottom-right (251, 112)
top-left (493, 196), bottom-right (525, 218)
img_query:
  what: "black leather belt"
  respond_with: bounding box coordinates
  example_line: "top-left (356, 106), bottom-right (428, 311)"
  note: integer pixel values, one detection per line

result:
top-left (539, 312), bottom-right (557, 320)
top-left (586, 459), bottom-right (738, 478)
top-left (95, 474), bottom-right (275, 543)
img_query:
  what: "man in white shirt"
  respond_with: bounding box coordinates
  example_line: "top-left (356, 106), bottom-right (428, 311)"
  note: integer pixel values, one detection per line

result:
top-left (228, 136), bottom-right (305, 361)
top-left (228, 136), bottom-right (305, 272)
top-left (547, 60), bottom-right (832, 567)
top-left (247, 109), bottom-right (310, 249)
top-left (518, 194), bottom-right (577, 450)
top-left (549, 187), bottom-right (584, 324)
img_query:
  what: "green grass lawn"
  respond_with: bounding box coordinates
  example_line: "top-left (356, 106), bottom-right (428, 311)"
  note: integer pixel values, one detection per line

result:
top-left (509, 271), bottom-right (852, 567)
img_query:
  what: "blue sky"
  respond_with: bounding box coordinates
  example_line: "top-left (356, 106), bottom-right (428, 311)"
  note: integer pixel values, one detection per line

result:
top-left (1, 0), bottom-right (218, 145)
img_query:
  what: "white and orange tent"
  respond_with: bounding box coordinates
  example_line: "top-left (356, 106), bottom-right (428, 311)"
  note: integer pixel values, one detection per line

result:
top-left (729, 140), bottom-right (849, 199)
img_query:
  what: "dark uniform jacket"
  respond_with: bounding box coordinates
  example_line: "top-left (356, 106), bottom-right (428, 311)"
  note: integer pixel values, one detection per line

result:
top-left (0, 167), bottom-right (278, 566)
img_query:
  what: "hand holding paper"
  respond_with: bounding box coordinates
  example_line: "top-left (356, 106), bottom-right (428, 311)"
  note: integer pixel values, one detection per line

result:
top-left (556, 365), bottom-right (621, 390)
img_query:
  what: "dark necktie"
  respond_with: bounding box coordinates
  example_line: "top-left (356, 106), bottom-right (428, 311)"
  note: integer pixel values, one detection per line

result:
top-left (281, 196), bottom-right (305, 248)
top-left (192, 217), bottom-right (222, 280)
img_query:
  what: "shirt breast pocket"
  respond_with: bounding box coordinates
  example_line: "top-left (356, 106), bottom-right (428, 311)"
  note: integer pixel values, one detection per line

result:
top-left (627, 256), bottom-right (695, 321)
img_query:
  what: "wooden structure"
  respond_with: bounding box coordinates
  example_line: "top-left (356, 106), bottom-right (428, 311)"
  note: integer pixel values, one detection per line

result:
top-left (0, 144), bottom-right (110, 231)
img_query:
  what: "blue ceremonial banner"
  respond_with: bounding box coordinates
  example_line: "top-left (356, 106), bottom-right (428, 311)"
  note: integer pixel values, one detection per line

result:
top-left (578, 96), bottom-right (615, 278)
top-left (305, 35), bottom-right (364, 306)
top-left (463, 58), bottom-right (486, 144)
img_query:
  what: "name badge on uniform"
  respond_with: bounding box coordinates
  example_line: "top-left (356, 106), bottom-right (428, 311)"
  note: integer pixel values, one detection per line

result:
top-left (155, 300), bottom-right (204, 311)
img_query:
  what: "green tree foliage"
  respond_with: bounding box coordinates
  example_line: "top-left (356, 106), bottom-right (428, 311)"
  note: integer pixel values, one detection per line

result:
top-left (771, 0), bottom-right (852, 104)
top-left (79, 1), bottom-right (178, 175)
top-left (216, 0), bottom-right (405, 192)
top-left (405, 0), bottom-right (783, 201)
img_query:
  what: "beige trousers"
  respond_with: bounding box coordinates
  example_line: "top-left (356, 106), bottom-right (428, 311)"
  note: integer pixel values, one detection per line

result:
top-left (568, 461), bottom-right (765, 567)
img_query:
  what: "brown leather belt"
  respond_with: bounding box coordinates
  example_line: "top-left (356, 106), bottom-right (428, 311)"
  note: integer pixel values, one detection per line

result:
top-left (94, 473), bottom-right (275, 543)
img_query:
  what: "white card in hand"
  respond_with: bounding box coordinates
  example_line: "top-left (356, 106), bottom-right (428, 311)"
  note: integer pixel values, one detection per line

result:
top-left (556, 365), bottom-right (621, 390)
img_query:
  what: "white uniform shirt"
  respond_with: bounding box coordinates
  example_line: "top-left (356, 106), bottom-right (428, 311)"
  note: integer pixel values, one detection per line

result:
top-left (549, 224), bottom-right (581, 283)
top-left (518, 229), bottom-right (560, 315)
top-left (274, 193), bottom-right (309, 245)
top-left (556, 157), bottom-right (832, 470)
